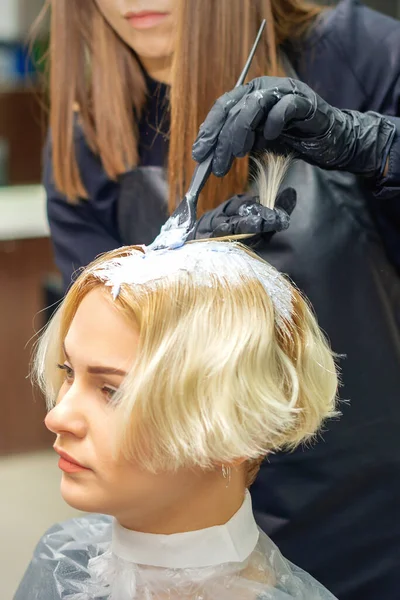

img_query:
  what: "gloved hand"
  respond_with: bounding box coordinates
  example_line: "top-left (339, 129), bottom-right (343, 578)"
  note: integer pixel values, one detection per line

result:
top-left (190, 187), bottom-right (296, 240)
top-left (192, 77), bottom-right (396, 179)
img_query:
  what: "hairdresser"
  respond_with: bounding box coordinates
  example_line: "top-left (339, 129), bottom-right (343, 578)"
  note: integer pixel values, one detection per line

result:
top-left (192, 4), bottom-right (400, 600)
top-left (42, 1), bottom-right (399, 599)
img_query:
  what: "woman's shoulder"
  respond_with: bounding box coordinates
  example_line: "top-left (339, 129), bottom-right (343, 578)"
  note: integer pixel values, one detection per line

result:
top-left (13, 515), bottom-right (112, 600)
top-left (296, 0), bottom-right (400, 112)
top-left (318, 0), bottom-right (400, 57)
top-left (255, 529), bottom-right (338, 598)
top-left (35, 513), bottom-right (112, 559)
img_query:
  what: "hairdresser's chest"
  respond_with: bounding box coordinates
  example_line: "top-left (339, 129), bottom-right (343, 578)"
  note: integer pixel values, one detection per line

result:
top-left (117, 165), bottom-right (169, 247)
top-left (117, 76), bottom-right (170, 247)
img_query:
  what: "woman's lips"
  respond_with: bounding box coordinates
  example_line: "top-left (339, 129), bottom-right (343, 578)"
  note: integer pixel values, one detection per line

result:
top-left (58, 456), bottom-right (90, 473)
top-left (54, 447), bottom-right (91, 473)
top-left (124, 11), bottom-right (169, 30)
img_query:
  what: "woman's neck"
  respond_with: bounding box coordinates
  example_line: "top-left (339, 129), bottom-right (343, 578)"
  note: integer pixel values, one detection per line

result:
top-left (139, 54), bottom-right (173, 85)
top-left (116, 471), bottom-right (246, 535)
top-left (110, 490), bottom-right (259, 571)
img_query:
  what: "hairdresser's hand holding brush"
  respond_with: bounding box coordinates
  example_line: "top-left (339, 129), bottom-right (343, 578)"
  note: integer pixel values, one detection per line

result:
top-left (192, 77), bottom-right (396, 180)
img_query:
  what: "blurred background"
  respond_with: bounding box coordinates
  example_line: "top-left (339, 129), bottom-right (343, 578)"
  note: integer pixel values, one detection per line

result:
top-left (0, 0), bottom-right (399, 598)
top-left (0, 3), bottom-right (84, 599)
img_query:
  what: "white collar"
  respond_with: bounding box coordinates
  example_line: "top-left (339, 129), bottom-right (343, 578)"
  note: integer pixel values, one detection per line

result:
top-left (111, 491), bottom-right (259, 569)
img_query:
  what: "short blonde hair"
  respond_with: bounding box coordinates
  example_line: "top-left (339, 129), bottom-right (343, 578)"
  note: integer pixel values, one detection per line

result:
top-left (34, 240), bottom-right (338, 475)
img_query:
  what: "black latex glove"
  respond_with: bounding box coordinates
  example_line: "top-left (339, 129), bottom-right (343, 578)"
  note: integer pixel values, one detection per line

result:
top-left (190, 187), bottom-right (296, 240)
top-left (192, 76), bottom-right (396, 179)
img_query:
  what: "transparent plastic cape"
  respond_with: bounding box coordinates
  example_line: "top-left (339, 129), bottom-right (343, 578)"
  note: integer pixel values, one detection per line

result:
top-left (14, 514), bottom-right (337, 600)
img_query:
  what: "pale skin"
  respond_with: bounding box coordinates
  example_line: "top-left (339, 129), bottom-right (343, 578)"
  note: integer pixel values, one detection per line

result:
top-left (93, 0), bottom-right (176, 84)
top-left (45, 288), bottom-right (246, 534)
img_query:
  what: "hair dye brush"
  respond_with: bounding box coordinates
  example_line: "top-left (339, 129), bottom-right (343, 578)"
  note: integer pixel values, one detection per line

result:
top-left (147, 19), bottom-right (266, 252)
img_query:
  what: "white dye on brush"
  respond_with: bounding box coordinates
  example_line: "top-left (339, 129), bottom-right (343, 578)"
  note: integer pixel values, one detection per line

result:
top-left (146, 214), bottom-right (190, 252)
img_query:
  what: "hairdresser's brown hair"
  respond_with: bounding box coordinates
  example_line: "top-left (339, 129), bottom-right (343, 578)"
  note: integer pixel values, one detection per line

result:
top-left (37, 0), bottom-right (324, 210)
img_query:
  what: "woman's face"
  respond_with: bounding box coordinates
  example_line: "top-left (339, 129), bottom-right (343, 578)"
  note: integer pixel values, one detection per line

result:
top-left (93, 0), bottom-right (176, 63)
top-left (45, 288), bottom-right (216, 532)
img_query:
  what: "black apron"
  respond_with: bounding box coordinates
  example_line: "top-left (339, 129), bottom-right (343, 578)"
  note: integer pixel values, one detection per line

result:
top-left (252, 162), bottom-right (400, 600)
top-left (118, 166), bottom-right (168, 247)
top-left (117, 110), bottom-right (400, 600)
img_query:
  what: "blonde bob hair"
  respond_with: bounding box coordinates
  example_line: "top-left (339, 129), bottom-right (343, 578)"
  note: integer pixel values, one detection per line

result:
top-left (34, 242), bottom-right (338, 476)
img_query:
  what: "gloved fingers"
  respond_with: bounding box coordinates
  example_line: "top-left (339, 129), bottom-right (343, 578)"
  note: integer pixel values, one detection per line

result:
top-left (210, 117), bottom-right (251, 177)
top-left (263, 94), bottom-right (313, 140)
top-left (235, 201), bottom-right (293, 233)
top-left (237, 200), bottom-right (263, 218)
top-left (274, 187), bottom-right (297, 216)
top-left (211, 90), bottom-right (278, 177)
top-left (222, 190), bottom-right (296, 232)
top-left (223, 194), bottom-right (260, 217)
top-left (230, 91), bottom-right (278, 156)
top-left (211, 214), bottom-right (264, 237)
top-left (263, 208), bottom-right (290, 232)
top-left (213, 153), bottom-right (235, 179)
top-left (251, 204), bottom-right (290, 233)
top-left (192, 86), bottom-right (249, 162)
top-left (210, 104), bottom-right (256, 177)
top-left (191, 195), bottom-right (260, 240)
top-left (192, 77), bottom-right (307, 169)
top-left (229, 79), bottom-right (308, 149)
top-left (211, 204), bottom-right (293, 237)
top-left (210, 222), bottom-right (234, 237)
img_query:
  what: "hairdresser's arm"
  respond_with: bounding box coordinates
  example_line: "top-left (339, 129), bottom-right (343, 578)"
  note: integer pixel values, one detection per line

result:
top-left (44, 132), bottom-right (122, 291)
top-left (192, 77), bottom-right (400, 200)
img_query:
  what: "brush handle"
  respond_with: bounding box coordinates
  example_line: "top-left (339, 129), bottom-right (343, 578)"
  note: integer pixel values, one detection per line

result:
top-left (235, 19), bottom-right (266, 87)
top-left (186, 154), bottom-right (213, 200)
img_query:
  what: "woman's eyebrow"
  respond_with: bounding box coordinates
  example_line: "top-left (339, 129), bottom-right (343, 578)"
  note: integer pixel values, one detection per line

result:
top-left (86, 365), bottom-right (127, 376)
top-left (62, 342), bottom-right (127, 376)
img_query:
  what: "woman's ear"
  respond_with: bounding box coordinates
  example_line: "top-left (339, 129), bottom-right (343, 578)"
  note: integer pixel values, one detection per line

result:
top-left (216, 458), bottom-right (248, 468)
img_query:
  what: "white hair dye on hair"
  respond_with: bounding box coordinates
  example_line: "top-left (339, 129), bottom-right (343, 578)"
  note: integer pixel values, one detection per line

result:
top-left (32, 153), bottom-right (338, 476)
top-left (33, 237), bottom-right (338, 473)
top-left (88, 241), bottom-right (293, 330)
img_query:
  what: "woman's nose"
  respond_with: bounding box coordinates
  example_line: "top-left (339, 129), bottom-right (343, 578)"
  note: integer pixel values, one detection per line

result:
top-left (44, 386), bottom-right (87, 438)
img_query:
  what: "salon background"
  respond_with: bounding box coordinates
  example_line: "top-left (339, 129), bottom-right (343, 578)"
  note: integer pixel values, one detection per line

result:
top-left (0, 1), bottom-right (399, 598)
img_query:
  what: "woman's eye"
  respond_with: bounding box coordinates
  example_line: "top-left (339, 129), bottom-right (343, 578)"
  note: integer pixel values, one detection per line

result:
top-left (57, 363), bottom-right (74, 382)
top-left (101, 386), bottom-right (118, 400)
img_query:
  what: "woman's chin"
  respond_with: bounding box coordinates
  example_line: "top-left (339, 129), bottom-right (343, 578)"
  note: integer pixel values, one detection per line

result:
top-left (60, 476), bottom-right (102, 513)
